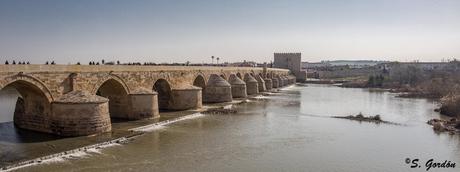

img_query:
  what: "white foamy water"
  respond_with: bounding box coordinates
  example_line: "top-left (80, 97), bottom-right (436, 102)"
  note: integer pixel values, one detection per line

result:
top-left (1, 138), bottom-right (123, 172)
top-left (279, 85), bottom-right (296, 90)
top-left (251, 95), bottom-right (269, 99)
top-left (130, 113), bottom-right (205, 132)
top-left (223, 104), bottom-right (233, 109)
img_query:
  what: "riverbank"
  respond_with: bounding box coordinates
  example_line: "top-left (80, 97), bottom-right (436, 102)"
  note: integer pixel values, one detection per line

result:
top-left (427, 118), bottom-right (460, 134)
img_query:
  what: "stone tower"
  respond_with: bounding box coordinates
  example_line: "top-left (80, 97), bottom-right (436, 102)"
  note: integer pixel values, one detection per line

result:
top-left (273, 52), bottom-right (307, 82)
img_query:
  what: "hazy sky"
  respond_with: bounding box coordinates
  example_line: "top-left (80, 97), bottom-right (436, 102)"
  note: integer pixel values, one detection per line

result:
top-left (0, 0), bottom-right (459, 64)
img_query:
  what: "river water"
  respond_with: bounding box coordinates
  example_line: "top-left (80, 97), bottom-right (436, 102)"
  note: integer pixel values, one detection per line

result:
top-left (2, 84), bottom-right (460, 171)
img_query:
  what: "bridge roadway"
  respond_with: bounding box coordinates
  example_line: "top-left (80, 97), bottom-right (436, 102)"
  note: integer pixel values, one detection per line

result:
top-left (0, 65), bottom-right (295, 136)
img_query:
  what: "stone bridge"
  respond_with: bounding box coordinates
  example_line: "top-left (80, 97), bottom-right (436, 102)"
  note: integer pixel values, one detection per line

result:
top-left (0, 65), bottom-right (295, 136)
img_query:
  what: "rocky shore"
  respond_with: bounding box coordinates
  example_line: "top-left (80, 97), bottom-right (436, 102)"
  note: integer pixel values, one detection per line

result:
top-left (427, 118), bottom-right (460, 134)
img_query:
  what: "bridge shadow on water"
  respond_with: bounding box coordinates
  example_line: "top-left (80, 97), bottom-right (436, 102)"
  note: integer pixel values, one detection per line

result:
top-left (110, 117), bottom-right (132, 124)
top-left (0, 122), bottom-right (63, 143)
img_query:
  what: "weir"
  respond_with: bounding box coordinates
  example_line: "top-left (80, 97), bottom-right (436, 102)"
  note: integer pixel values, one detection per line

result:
top-left (0, 65), bottom-right (294, 136)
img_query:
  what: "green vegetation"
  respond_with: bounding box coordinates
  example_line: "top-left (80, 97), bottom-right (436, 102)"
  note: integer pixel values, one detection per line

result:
top-left (367, 74), bottom-right (385, 87)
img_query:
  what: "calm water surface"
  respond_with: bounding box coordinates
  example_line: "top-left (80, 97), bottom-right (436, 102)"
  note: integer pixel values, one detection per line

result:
top-left (3, 84), bottom-right (460, 172)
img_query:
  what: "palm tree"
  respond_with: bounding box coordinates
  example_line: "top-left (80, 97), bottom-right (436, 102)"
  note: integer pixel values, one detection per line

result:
top-left (211, 56), bottom-right (215, 64)
top-left (216, 57), bottom-right (220, 65)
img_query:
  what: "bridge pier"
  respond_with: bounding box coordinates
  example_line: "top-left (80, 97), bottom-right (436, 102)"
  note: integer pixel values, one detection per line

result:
top-left (264, 78), bottom-right (273, 90)
top-left (286, 76), bottom-right (292, 85)
top-left (128, 88), bottom-right (159, 119)
top-left (277, 76), bottom-right (284, 87)
top-left (256, 75), bottom-right (266, 92)
top-left (272, 78), bottom-right (279, 88)
top-left (229, 74), bottom-right (247, 98)
top-left (289, 75), bottom-right (296, 84)
top-left (203, 74), bottom-right (232, 103)
top-left (282, 76), bottom-right (288, 86)
top-left (244, 74), bottom-right (259, 95)
top-left (13, 96), bottom-right (51, 133)
top-left (50, 91), bottom-right (112, 136)
top-left (168, 86), bottom-right (202, 110)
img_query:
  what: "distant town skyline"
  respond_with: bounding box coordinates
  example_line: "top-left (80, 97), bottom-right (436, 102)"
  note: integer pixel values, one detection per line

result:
top-left (1, 0), bottom-right (459, 64)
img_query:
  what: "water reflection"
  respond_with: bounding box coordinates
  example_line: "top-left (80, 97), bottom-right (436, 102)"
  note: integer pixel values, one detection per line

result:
top-left (299, 84), bottom-right (441, 124)
top-left (0, 122), bottom-right (62, 143)
top-left (0, 87), bottom-right (19, 123)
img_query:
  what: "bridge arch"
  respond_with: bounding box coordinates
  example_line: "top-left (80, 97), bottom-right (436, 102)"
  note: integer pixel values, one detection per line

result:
top-left (243, 73), bottom-right (252, 81)
top-left (258, 73), bottom-right (264, 78)
top-left (0, 77), bottom-right (52, 132)
top-left (268, 72), bottom-right (273, 78)
top-left (236, 72), bottom-right (242, 79)
top-left (1, 74), bottom-right (54, 102)
top-left (153, 78), bottom-right (172, 110)
top-left (95, 78), bottom-right (130, 119)
top-left (193, 74), bottom-right (206, 89)
top-left (219, 73), bottom-right (227, 80)
top-left (92, 74), bottom-right (130, 95)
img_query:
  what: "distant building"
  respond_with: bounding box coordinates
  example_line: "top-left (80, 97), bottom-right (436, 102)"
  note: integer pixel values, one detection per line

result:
top-left (303, 60), bottom-right (387, 70)
top-left (274, 53), bottom-right (307, 81)
top-left (226, 60), bottom-right (257, 67)
top-left (302, 62), bottom-right (330, 70)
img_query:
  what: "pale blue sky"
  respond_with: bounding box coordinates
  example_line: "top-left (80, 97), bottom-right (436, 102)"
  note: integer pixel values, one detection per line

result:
top-left (0, 0), bottom-right (459, 63)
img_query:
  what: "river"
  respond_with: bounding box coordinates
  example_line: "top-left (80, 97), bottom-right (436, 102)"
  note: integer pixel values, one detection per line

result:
top-left (1, 84), bottom-right (459, 171)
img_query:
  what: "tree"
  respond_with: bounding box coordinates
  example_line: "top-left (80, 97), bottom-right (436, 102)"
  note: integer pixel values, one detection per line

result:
top-left (26, 62), bottom-right (30, 64)
top-left (117, 60), bottom-right (120, 65)
top-left (12, 60), bottom-right (16, 65)
top-left (367, 75), bottom-right (375, 87)
top-left (77, 62), bottom-right (80, 65)
top-left (51, 61), bottom-right (55, 65)
top-left (5, 60), bottom-right (8, 65)
top-left (46, 61), bottom-right (49, 65)
top-left (102, 59), bottom-right (105, 64)
top-left (211, 56), bottom-right (215, 64)
top-left (216, 57), bottom-right (220, 64)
